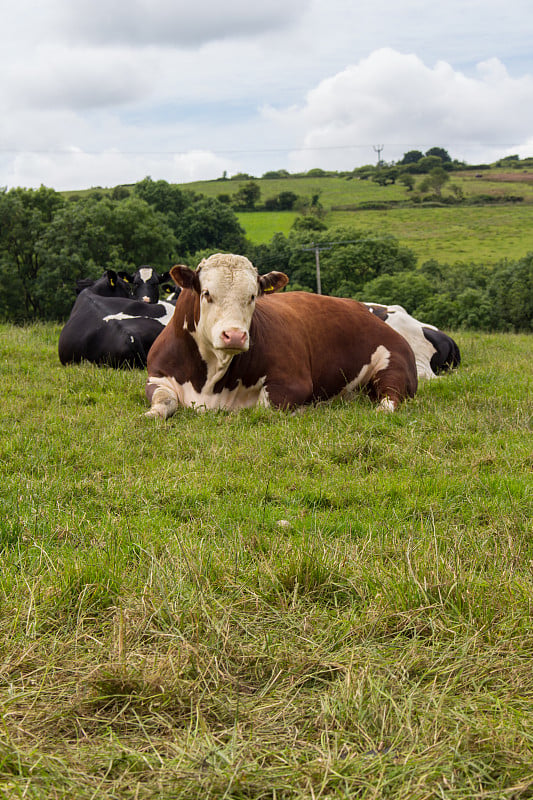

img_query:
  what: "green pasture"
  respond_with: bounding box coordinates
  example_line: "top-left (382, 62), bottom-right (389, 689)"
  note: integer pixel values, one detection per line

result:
top-left (186, 169), bottom-right (533, 209)
top-left (188, 170), bottom-right (533, 265)
top-left (329, 204), bottom-right (533, 265)
top-left (1, 323), bottom-right (532, 798)
top-left (238, 204), bottom-right (533, 265)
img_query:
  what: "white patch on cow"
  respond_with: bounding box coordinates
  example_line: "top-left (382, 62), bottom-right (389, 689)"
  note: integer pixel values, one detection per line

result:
top-left (363, 302), bottom-right (437, 379)
top-left (158, 302), bottom-right (175, 326)
top-left (139, 268), bottom-right (153, 283)
top-left (102, 301), bottom-right (174, 327)
top-left (146, 374), bottom-right (269, 416)
top-left (104, 312), bottom-right (136, 322)
top-left (341, 344), bottom-right (391, 396)
top-left (378, 397), bottom-right (397, 412)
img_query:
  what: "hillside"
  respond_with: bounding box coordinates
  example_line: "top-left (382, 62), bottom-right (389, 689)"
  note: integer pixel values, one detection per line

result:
top-left (184, 168), bottom-right (533, 265)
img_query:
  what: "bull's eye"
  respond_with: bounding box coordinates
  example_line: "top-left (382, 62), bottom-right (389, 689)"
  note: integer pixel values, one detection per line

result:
top-left (250, 294), bottom-right (256, 303)
top-left (201, 289), bottom-right (212, 303)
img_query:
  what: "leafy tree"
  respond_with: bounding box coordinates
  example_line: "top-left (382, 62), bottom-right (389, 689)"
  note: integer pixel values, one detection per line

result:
top-left (133, 177), bottom-right (246, 260)
top-left (111, 186), bottom-right (131, 200)
top-left (277, 191), bottom-right (299, 210)
top-left (134, 176), bottom-right (189, 216)
top-left (0, 186), bottom-right (65, 318)
top-left (247, 232), bottom-right (293, 278)
top-left (284, 226), bottom-right (416, 296)
top-left (0, 190), bottom-right (177, 321)
top-left (372, 167), bottom-right (399, 186)
top-left (399, 150), bottom-right (424, 165)
top-left (426, 147), bottom-right (452, 163)
top-left (262, 170), bottom-right (290, 179)
top-left (360, 271), bottom-right (434, 311)
top-left (417, 155), bottom-right (444, 173)
top-left (291, 216), bottom-right (328, 232)
top-left (398, 172), bottom-right (415, 191)
top-left (419, 167), bottom-right (450, 197)
top-left (231, 181), bottom-right (261, 211)
top-left (177, 196), bottom-right (247, 258)
top-left (487, 254), bottom-right (533, 331)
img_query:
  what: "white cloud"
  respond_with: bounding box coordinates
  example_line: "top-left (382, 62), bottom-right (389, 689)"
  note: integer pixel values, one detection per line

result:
top-left (262, 49), bottom-right (533, 170)
top-left (4, 47), bottom-right (156, 111)
top-left (5, 148), bottom-right (236, 192)
top-left (1, 0), bottom-right (533, 190)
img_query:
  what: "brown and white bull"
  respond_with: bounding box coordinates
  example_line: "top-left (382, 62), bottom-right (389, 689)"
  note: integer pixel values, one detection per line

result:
top-left (145, 253), bottom-right (418, 418)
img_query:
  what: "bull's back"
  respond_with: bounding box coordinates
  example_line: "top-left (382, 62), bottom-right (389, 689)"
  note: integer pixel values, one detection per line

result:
top-left (251, 293), bottom-right (417, 404)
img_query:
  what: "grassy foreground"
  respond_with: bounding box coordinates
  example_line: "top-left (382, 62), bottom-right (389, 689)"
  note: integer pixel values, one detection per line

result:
top-left (0, 324), bottom-right (532, 799)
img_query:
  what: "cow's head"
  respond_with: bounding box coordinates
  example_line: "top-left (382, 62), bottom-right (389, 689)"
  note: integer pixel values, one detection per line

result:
top-left (82, 270), bottom-right (132, 298)
top-left (120, 267), bottom-right (171, 303)
top-left (170, 253), bottom-right (288, 354)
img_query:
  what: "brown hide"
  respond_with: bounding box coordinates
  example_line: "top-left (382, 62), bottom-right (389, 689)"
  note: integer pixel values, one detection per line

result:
top-left (146, 291), bottom-right (417, 410)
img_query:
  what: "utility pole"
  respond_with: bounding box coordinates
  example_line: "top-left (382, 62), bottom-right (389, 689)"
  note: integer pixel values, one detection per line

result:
top-left (373, 144), bottom-right (384, 168)
top-left (302, 242), bottom-right (332, 295)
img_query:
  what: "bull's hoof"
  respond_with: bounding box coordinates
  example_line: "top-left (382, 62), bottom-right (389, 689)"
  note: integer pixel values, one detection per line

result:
top-left (377, 397), bottom-right (397, 412)
top-left (144, 405), bottom-right (168, 419)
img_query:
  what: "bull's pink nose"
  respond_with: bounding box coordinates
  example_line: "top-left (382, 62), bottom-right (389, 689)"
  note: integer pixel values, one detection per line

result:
top-left (222, 328), bottom-right (247, 348)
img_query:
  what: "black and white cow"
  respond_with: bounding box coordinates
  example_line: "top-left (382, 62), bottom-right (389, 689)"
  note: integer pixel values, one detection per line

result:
top-left (73, 267), bottom-right (171, 304)
top-left (363, 303), bottom-right (460, 379)
top-left (131, 267), bottom-right (171, 303)
top-left (58, 270), bottom-right (175, 368)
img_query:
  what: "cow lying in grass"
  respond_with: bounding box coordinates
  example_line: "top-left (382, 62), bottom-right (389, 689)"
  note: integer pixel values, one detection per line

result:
top-left (58, 270), bottom-right (174, 368)
top-left (145, 253), bottom-right (418, 418)
top-left (363, 303), bottom-right (460, 379)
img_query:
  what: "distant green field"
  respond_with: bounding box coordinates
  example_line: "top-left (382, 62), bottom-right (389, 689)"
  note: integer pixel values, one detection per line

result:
top-left (329, 204), bottom-right (533, 265)
top-left (189, 170), bottom-right (533, 265)
top-left (236, 211), bottom-right (299, 241)
top-left (235, 204), bottom-right (533, 265)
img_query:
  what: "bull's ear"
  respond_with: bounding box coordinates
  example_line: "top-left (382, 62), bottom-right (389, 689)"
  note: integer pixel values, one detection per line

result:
top-left (170, 264), bottom-right (201, 293)
top-left (117, 271), bottom-right (133, 283)
top-left (157, 271), bottom-right (171, 283)
top-left (259, 271), bottom-right (289, 295)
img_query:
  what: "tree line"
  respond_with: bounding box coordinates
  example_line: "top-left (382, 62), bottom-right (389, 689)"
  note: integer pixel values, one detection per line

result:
top-left (0, 177), bottom-right (531, 331)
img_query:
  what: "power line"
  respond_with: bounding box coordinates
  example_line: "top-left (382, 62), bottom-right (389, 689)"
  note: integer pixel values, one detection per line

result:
top-left (0, 141), bottom-right (527, 157)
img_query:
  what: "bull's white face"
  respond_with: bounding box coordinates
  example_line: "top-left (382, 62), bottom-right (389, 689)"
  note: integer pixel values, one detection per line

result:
top-left (195, 256), bottom-right (259, 353)
top-left (170, 254), bottom-right (288, 360)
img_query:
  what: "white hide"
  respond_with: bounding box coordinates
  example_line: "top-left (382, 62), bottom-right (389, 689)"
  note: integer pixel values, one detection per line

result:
top-left (341, 344), bottom-right (392, 397)
top-left (364, 304), bottom-right (437, 379)
top-left (146, 374), bottom-right (270, 417)
top-left (103, 301), bottom-right (175, 327)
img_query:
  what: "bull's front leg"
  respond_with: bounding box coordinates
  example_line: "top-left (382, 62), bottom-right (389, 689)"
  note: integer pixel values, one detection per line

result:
top-left (145, 376), bottom-right (180, 419)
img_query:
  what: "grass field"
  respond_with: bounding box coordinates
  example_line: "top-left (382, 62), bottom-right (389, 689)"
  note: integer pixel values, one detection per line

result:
top-left (1, 324), bottom-right (532, 798)
top-left (187, 170), bottom-right (533, 265)
top-left (238, 204), bottom-right (533, 265)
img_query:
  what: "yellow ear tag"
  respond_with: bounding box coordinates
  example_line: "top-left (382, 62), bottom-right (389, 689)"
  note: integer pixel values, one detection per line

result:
top-left (264, 286), bottom-right (274, 292)
top-left (110, 279), bottom-right (115, 287)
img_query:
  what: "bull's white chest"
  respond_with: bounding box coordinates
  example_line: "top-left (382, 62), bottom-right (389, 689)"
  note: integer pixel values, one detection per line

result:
top-left (146, 374), bottom-right (269, 417)
top-left (180, 376), bottom-right (269, 410)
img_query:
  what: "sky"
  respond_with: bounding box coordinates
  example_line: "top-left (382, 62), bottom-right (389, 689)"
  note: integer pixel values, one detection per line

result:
top-left (1, 0), bottom-right (533, 191)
